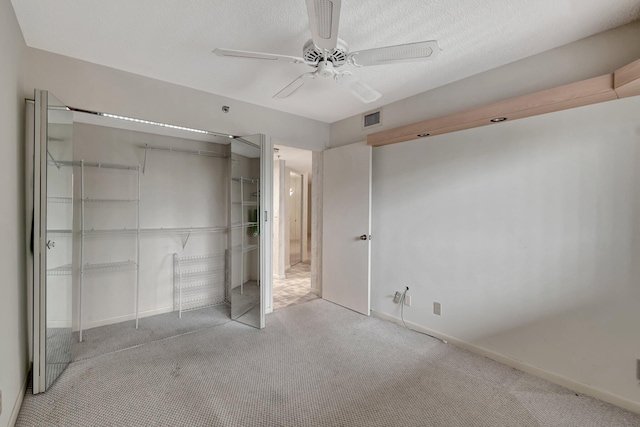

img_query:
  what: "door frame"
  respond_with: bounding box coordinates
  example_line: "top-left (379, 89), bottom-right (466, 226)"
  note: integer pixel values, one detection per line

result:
top-left (287, 169), bottom-right (304, 268)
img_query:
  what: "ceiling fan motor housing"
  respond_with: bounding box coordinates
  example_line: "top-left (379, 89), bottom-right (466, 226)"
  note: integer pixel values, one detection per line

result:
top-left (303, 38), bottom-right (348, 66)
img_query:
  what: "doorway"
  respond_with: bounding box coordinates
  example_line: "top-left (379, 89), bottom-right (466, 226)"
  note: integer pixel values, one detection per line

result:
top-left (272, 145), bottom-right (317, 310)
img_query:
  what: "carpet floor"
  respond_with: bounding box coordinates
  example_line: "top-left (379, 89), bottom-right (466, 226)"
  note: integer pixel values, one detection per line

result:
top-left (74, 304), bottom-right (231, 361)
top-left (17, 299), bottom-right (640, 426)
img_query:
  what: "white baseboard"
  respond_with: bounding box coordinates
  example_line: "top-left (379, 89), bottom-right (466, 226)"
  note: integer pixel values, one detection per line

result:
top-left (47, 320), bottom-right (72, 328)
top-left (9, 364), bottom-right (31, 427)
top-left (371, 310), bottom-right (640, 415)
top-left (81, 306), bottom-right (174, 331)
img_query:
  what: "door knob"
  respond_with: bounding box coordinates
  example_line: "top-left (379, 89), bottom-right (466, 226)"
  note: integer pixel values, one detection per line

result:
top-left (360, 235), bottom-right (369, 241)
top-left (46, 240), bottom-right (55, 249)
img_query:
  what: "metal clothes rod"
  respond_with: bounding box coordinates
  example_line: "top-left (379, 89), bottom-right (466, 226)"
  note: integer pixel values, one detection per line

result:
top-left (232, 177), bottom-right (259, 184)
top-left (83, 198), bottom-right (138, 203)
top-left (81, 226), bottom-right (229, 234)
top-left (82, 260), bottom-right (137, 271)
top-left (140, 144), bottom-right (228, 158)
top-left (50, 159), bottom-right (138, 170)
top-left (140, 226), bottom-right (229, 233)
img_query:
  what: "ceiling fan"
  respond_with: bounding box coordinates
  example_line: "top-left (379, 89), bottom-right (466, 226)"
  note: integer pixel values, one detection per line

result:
top-left (213, 0), bottom-right (441, 103)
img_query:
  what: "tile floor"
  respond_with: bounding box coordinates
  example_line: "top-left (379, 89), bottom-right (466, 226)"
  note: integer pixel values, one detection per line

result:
top-left (273, 261), bottom-right (318, 310)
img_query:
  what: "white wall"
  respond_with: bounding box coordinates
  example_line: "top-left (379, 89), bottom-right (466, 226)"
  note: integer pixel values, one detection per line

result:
top-left (330, 20), bottom-right (640, 147)
top-left (371, 96), bottom-right (640, 409)
top-left (0, 0), bottom-right (27, 425)
top-left (22, 48), bottom-right (330, 152)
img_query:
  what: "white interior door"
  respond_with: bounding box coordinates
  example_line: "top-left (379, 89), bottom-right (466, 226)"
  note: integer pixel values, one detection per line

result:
top-left (322, 142), bottom-right (371, 315)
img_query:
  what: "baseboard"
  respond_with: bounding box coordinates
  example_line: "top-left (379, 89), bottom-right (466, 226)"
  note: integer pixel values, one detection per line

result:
top-left (9, 364), bottom-right (31, 427)
top-left (47, 320), bottom-right (72, 328)
top-left (80, 306), bottom-right (174, 331)
top-left (371, 310), bottom-right (640, 415)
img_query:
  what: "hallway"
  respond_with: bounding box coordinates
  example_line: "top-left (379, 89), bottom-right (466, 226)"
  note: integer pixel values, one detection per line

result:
top-left (273, 261), bottom-right (317, 310)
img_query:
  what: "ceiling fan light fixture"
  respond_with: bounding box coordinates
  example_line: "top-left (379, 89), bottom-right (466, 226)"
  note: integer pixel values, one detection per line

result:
top-left (215, 0), bottom-right (440, 105)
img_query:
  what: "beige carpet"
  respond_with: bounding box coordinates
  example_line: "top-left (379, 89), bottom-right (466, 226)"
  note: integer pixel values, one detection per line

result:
top-left (17, 299), bottom-right (640, 426)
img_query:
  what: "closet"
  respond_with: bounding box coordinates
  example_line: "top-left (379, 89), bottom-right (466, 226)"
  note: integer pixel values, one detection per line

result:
top-left (27, 90), bottom-right (268, 394)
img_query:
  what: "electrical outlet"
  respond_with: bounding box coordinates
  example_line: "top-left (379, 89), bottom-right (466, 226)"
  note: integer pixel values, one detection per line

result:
top-left (637, 359), bottom-right (640, 381)
top-left (393, 292), bottom-right (402, 303)
top-left (404, 295), bottom-right (411, 306)
top-left (434, 302), bottom-right (441, 315)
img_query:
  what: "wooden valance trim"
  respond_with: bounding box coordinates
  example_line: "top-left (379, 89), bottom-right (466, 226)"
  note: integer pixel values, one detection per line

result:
top-left (614, 58), bottom-right (640, 98)
top-left (367, 57), bottom-right (640, 148)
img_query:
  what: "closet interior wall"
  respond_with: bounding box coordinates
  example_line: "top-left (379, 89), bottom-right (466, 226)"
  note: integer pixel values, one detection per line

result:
top-left (70, 121), bottom-right (229, 332)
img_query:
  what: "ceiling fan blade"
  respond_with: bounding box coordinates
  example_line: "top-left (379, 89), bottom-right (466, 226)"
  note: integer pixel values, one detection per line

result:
top-left (305, 0), bottom-right (341, 52)
top-left (213, 48), bottom-right (305, 64)
top-left (348, 40), bottom-right (441, 67)
top-left (335, 72), bottom-right (381, 103)
top-left (273, 72), bottom-right (316, 99)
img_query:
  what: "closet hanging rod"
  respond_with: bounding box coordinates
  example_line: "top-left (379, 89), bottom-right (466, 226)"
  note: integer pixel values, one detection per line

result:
top-left (49, 160), bottom-right (138, 171)
top-left (140, 144), bottom-right (228, 158)
top-left (140, 226), bottom-right (229, 233)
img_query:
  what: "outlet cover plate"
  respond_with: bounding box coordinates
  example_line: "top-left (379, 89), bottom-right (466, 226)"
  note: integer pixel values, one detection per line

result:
top-left (434, 302), bottom-right (441, 315)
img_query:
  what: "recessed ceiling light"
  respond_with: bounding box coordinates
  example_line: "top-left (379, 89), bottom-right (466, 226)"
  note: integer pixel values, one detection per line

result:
top-left (417, 133), bottom-right (430, 137)
top-left (490, 117), bottom-right (507, 123)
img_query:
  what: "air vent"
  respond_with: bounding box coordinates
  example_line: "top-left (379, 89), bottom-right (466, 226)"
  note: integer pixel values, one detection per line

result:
top-left (362, 110), bottom-right (382, 129)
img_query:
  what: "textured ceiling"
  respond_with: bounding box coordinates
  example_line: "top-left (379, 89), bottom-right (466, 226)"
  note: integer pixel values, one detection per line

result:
top-left (11, 0), bottom-right (640, 123)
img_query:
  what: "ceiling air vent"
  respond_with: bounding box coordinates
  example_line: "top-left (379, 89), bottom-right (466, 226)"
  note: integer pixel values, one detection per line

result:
top-left (362, 110), bottom-right (382, 130)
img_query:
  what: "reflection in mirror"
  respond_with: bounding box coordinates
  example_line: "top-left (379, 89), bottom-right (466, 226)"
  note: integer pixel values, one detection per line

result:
top-left (33, 96), bottom-right (268, 392)
top-left (230, 137), bottom-right (262, 328)
top-left (45, 93), bottom-right (74, 389)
